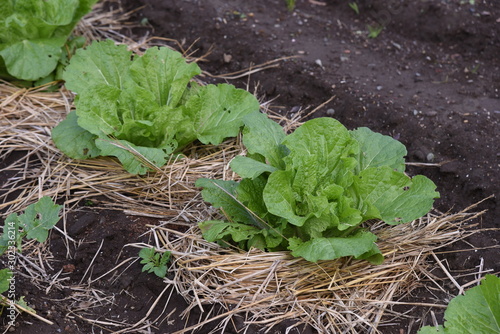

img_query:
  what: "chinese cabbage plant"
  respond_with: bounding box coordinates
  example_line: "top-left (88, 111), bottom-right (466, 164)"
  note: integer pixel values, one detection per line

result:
top-left (0, 0), bottom-right (98, 85)
top-left (51, 40), bottom-right (260, 174)
top-left (196, 113), bottom-right (439, 263)
top-left (418, 274), bottom-right (500, 334)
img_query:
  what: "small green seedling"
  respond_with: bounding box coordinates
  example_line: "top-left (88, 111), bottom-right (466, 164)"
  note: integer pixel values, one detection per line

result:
top-left (285, 0), bottom-right (296, 11)
top-left (139, 247), bottom-right (171, 278)
top-left (0, 197), bottom-right (62, 255)
top-left (348, 2), bottom-right (360, 14)
top-left (0, 197), bottom-right (61, 320)
top-left (469, 64), bottom-right (480, 74)
top-left (367, 24), bottom-right (383, 38)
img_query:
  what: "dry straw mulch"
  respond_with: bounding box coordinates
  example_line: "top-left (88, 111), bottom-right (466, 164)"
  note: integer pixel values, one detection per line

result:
top-left (154, 207), bottom-right (483, 334)
top-left (0, 2), bottom-right (489, 333)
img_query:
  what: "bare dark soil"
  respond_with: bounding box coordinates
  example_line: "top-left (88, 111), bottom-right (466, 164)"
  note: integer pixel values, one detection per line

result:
top-left (1, 0), bottom-right (499, 333)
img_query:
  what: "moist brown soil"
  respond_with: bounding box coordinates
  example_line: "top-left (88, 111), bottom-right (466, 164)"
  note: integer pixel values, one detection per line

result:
top-left (1, 0), bottom-right (499, 333)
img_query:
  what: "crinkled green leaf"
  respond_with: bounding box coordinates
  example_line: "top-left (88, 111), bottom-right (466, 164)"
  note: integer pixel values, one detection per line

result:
top-left (62, 40), bottom-right (131, 93)
top-left (0, 4), bottom-right (55, 42)
top-left (0, 38), bottom-right (65, 81)
top-left (350, 127), bottom-right (407, 173)
top-left (283, 117), bottom-right (358, 194)
top-left (32, 0), bottom-right (80, 26)
top-left (114, 83), bottom-right (182, 148)
top-left (95, 137), bottom-right (175, 175)
top-left (74, 84), bottom-right (123, 135)
top-left (236, 177), bottom-right (269, 219)
top-left (197, 116), bottom-right (439, 263)
top-left (263, 170), bottom-right (310, 227)
top-left (129, 46), bottom-right (201, 107)
top-left (18, 197), bottom-right (62, 242)
top-left (418, 275), bottom-right (500, 334)
top-left (354, 167), bottom-right (439, 224)
top-left (261, 118), bottom-right (365, 231)
top-left (180, 83), bottom-right (260, 146)
top-left (288, 230), bottom-right (381, 263)
top-left (65, 83), bottom-right (178, 174)
top-left (334, 195), bottom-right (365, 231)
top-left (196, 178), bottom-right (265, 228)
top-left (299, 216), bottom-right (334, 239)
top-left (199, 220), bottom-right (262, 244)
top-left (51, 110), bottom-right (101, 159)
top-left (283, 117), bottom-right (358, 177)
top-left (230, 155), bottom-right (277, 179)
top-left (0, 0), bottom-right (98, 82)
top-left (240, 112), bottom-right (288, 169)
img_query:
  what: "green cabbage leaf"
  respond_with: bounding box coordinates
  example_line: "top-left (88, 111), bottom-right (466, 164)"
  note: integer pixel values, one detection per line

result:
top-left (0, 0), bottom-right (97, 83)
top-left (418, 275), bottom-right (500, 334)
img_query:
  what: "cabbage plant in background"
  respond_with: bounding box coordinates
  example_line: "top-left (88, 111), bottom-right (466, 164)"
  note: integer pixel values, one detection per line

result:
top-left (52, 40), bottom-right (261, 174)
top-left (0, 0), bottom-right (98, 86)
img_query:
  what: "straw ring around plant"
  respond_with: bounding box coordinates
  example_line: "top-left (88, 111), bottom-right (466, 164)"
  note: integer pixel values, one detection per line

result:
top-left (151, 204), bottom-right (482, 333)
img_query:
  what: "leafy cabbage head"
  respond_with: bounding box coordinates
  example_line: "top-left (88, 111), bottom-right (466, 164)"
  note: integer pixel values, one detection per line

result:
top-left (52, 40), bottom-right (261, 174)
top-left (197, 114), bottom-right (440, 263)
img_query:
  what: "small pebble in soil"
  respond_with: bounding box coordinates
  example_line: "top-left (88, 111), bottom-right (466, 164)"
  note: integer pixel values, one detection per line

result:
top-left (326, 108), bottom-right (335, 116)
top-left (426, 153), bottom-right (435, 162)
top-left (425, 111), bottom-right (438, 117)
top-left (223, 53), bottom-right (232, 63)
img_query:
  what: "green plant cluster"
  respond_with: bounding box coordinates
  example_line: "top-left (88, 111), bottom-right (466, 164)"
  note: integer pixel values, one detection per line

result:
top-left (139, 248), bottom-right (171, 278)
top-left (196, 113), bottom-right (439, 263)
top-left (52, 40), bottom-right (261, 174)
